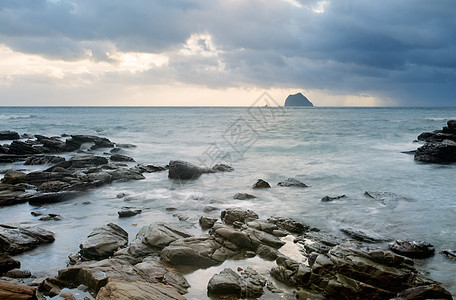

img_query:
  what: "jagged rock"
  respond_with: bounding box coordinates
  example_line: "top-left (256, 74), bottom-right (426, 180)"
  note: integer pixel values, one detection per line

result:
top-left (394, 283), bottom-right (453, 300)
top-left (168, 160), bottom-right (213, 179)
top-left (212, 226), bottom-right (256, 250)
top-left (126, 224), bottom-right (191, 258)
top-left (0, 253), bottom-right (21, 274)
top-left (0, 224), bottom-right (55, 254)
top-left (212, 164), bottom-right (234, 172)
top-left (267, 216), bottom-right (309, 234)
top-left (37, 181), bottom-right (70, 193)
top-left (79, 223), bottom-right (128, 260)
top-left (68, 155), bottom-right (109, 168)
top-left (39, 214), bottom-right (63, 221)
top-left (118, 209), bottom-right (141, 218)
top-left (0, 184), bottom-right (28, 206)
top-left (135, 164), bottom-right (166, 173)
top-left (233, 193), bottom-right (256, 200)
top-left (441, 249), bottom-right (456, 261)
top-left (116, 143), bottom-right (137, 149)
top-left (256, 244), bottom-right (280, 260)
top-left (5, 268), bottom-right (32, 278)
top-left (96, 280), bottom-right (185, 300)
top-left (24, 155), bottom-right (65, 165)
top-left (110, 154), bottom-right (135, 162)
top-left (70, 135), bottom-right (114, 150)
top-left (321, 195), bottom-right (347, 202)
top-left (199, 216), bottom-right (218, 229)
top-left (389, 239), bottom-right (435, 258)
top-left (207, 268), bottom-right (241, 296)
top-left (0, 131), bottom-right (20, 140)
top-left (221, 208), bottom-right (259, 225)
top-left (0, 279), bottom-right (37, 300)
top-left (108, 168), bottom-right (145, 181)
top-left (415, 139), bottom-right (456, 163)
top-left (252, 179), bottom-right (270, 189)
top-left (340, 227), bottom-right (388, 243)
top-left (277, 178), bottom-right (308, 187)
top-left (1, 170), bottom-right (27, 185)
top-left (7, 141), bottom-right (42, 155)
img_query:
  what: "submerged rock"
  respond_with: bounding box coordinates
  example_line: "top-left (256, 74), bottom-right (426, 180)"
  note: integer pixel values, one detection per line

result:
top-left (168, 160), bottom-right (213, 179)
top-left (389, 239), bottom-right (435, 258)
top-left (79, 223), bottom-right (128, 260)
top-left (252, 179), bottom-right (271, 189)
top-left (110, 154), bottom-right (135, 162)
top-left (340, 227), bottom-right (389, 243)
top-left (233, 193), bottom-right (256, 200)
top-left (321, 195), bottom-right (347, 202)
top-left (118, 209), bottom-right (142, 218)
top-left (277, 178), bottom-right (308, 187)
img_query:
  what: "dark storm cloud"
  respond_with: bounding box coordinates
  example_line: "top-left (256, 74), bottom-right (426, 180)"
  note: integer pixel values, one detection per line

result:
top-left (1, 0), bottom-right (455, 106)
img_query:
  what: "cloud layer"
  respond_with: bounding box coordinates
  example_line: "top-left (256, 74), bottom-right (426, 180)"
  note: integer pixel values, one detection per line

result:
top-left (1, 0), bottom-right (455, 106)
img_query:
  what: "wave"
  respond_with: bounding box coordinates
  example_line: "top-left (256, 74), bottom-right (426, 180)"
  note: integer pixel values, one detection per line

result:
top-left (425, 117), bottom-right (456, 121)
top-left (0, 114), bottom-right (33, 120)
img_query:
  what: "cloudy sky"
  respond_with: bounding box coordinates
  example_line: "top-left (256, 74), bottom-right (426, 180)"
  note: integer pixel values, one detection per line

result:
top-left (0, 0), bottom-right (455, 106)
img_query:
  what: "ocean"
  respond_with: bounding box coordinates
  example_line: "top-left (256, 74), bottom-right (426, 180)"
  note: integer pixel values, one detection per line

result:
top-left (1, 106), bottom-right (456, 298)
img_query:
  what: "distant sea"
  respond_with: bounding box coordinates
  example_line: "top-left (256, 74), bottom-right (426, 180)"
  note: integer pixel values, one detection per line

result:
top-left (1, 106), bottom-right (456, 297)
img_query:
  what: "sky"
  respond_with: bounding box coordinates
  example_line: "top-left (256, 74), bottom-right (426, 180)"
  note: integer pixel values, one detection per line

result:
top-left (0, 0), bottom-right (455, 107)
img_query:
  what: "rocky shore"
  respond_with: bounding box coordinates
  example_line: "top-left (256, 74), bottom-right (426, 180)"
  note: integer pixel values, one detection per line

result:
top-left (413, 120), bottom-right (456, 163)
top-left (0, 130), bottom-right (455, 299)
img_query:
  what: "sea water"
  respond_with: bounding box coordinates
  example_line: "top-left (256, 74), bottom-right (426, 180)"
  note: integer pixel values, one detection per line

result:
top-left (0, 106), bottom-right (455, 297)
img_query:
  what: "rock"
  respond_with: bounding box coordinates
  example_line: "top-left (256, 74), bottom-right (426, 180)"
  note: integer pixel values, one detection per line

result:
top-left (0, 279), bottom-right (37, 300)
top-left (448, 120), bottom-right (456, 131)
top-left (118, 209), bottom-right (142, 218)
top-left (126, 223), bottom-right (191, 258)
top-left (5, 268), bottom-right (32, 278)
top-left (28, 191), bottom-right (79, 205)
top-left (168, 160), bottom-right (213, 179)
top-left (79, 223), bottom-right (128, 260)
top-left (1, 170), bottom-right (27, 185)
top-left (70, 135), bottom-right (114, 150)
top-left (252, 179), bottom-right (271, 189)
top-left (24, 155), bottom-right (65, 165)
top-left (135, 164), bottom-right (166, 173)
top-left (414, 139), bottom-right (456, 163)
top-left (256, 244), bottom-right (280, 260)
top-left (340, 227), bottom-right (388, 243)
top-left (199, 216), bottom-right (218, 230)
top-left (0, 224), bottom-right (55, 254)
top-left (39, 214), bottom-right (63, 221)
top-left (207, 268), bottom-right (241, 296)
top-left (0, 185), bottom-right (29, 207)
top-left (96, 280), bottom-right (185, 300)
top-left (68, 155), bottom-right (109, 168)
top-left (277, 178), bottom-right (308, 187)
top-left (221, 208), bottom-right (259, 225)
top-left (0, 131), bottom-right (20, 140)
top-left (37, 181), bottom-right (70, 193)
top-left (363, 191), bottom-right (412, 206)
top-left (116, 193), bottom-right (127, 198)
top-left (284, 93), bottom-right (313, 107)
top-left (0, 253), bottom-right (21, 274)
top-left (267, 216), bottom-right (309, 234)
top-left (389, 239), bottom-right (435, 258)
top-left (7, 140), bottom-right (43, 155)
top-left (394, 284), bottom-right (453, 300)
top-left (233, 193), bottom-right (256, 200)
top-left (110, 154), bottom-right (135, 162)
top-left (441, 249), bottom-right (456, 261)
top-left (116, 143), bottom-right (137, 149)
top-left (321, 195), bottom-right (347, 202)
top-left (212, 164), bottom-right (234, 172)
top-left (108, 168), bottom-right (145, 181)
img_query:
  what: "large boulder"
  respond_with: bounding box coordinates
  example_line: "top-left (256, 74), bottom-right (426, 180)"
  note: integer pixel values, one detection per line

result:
top-left (79, 223), bottom-right (128, 260)
top-left (96, 281), bottom-right (185, 300)
top-left (0, 224), bottom-right (55, 254)
top-left (414, 139), bottom-right (456, 163)
top-left (388, 239), bottom-right (435, 259)
top-left (7, 141), bottom-right (42, 155)
top-left (0, 253), bottom-right (21, 274)
top-left (0, 131), bottom-right (20, 140)
top-left (207, 267), bottom-right (266, 298)
top-left (168, 160), bottom-right (213, 179)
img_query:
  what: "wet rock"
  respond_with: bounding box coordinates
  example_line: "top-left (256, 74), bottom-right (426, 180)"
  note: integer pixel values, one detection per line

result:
top-left (340, 227), bottom-right (388, 243)
top-left (414, 139), bottom-right (456, 163)
top-left (68, 155), bottom-right (109, 168)
top-left (168, 160), bottom-right (214, 179)
top-left (135, 164), bottom-right (167, 173)
top-left (199, 216), bottom-right (218, 229)
top-left (108, 168), bottom-right (145, 181)
top-left (126, 223), bottom-right (191, 258)
top-left (37, 181), bottom-right (70, 193)
top-left (7, 140), bottom-right (43, 155)
top-left (212, 226), bottom-right (256, 250)
top-left (321, 195), bottom-right (347, 202)
top-left (28, 191), bottom-right (79, 205)
top-left (389, 239), bottom-right (435, 258)
top-left (0, 131), bottom-right (20, 140)
top-left (0, 224), bottom-right (55, 254)
top-left (363, 191), bottom-right (413, 206)
top-left (39, 213), bottom-right (63, 221)
top-left (207, 268), bottom-right (241, 296)
top-left (5, 268), bottom-right (32, 278)
top-left (116, 143), bottom-right (137, 149)
top-left (1, 170), bottom-right (27, 184)
top-left (110, 154), bottom-right (135, 162)
top-left (394, 284), bottom-right (453, 300)
top-left (267, 216), bottom-right (309, 234)
top-left (79, 223), bottom-right (128, 260)
top-left (70, 135), bottom-right (114, 150)
top-left (233, 193), bottom-right (256, 200)
top-left (97, 280), bottom-right (185, 300)
top-left (203, 206), bottom-right (218, 213)
top-left (24, 155), bottom-right (65, 165)
top-left (448, 120), bottom-right (456, 131)
top-left (221, 208), bottom-right (259, 225)
top-left (441, 249), bottom-right (456, 261)
top-left (118, 209), bottom-right (142, 218)
top-left (212, 164), bottom-right (234, 172)
top-left (277, 178), bottom-right (308, 187)
top-left (256, 244), bottom-right (280, 260)
top-left (173, 213), bottom-right (189, 221)
top-left (0, 279), bottom-right (37, 300)
top-left (252, 179), bottom-right (271, 189)
top-left (116, 192), bottom-right (127, 198)
top-left (0, 184), bottom-right (29, 206)
top-left (246, 219), bottom-right (279, 234)
top-left (0, 253), bottom-right (21, 274)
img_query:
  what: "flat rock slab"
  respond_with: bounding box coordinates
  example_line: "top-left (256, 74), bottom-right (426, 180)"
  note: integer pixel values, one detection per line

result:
top-left (277, 178), bottom-right (308, 187)
top-left (0, 224), bottom-right (55, 254)
top-left (0, 279), bottom-right (36, 300)
top-left (389, 239), bottom-right (435, 259)
top-left (79, 223), bottom-right (128, 260)
top-left (97, 280), bottom-right (185, 300)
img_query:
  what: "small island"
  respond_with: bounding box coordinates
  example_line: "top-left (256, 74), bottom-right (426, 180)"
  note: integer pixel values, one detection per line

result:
top-left (284, 93), bottom-right (313, 107)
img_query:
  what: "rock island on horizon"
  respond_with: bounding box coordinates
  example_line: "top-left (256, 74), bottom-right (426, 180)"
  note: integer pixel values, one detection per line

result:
top-left (284, 92), bottom-right (313, 107)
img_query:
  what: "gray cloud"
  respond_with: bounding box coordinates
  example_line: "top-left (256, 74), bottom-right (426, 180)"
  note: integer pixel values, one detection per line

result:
top-left (1, 0), bottom-right (455, 105)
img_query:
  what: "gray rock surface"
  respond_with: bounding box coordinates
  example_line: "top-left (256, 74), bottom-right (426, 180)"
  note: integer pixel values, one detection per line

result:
top-left (79, 223), bottom-right (128, 260)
